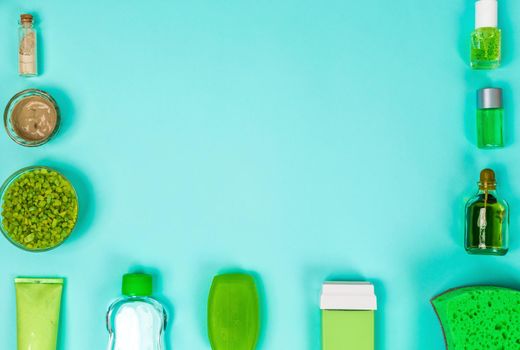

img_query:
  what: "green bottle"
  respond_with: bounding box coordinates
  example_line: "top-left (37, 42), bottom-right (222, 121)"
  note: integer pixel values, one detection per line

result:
top-left (207, 273), bottom-right (260, 350)
top-left (465, 169), bottom-right (509, 256)
top-left (476, 87), bottom-right (504, 148)
top-left (471, 0), bottom-right (501, 69)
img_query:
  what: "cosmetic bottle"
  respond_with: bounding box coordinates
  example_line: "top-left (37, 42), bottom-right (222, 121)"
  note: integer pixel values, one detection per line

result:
top-left (465, 169), bottom-right (509, 256)
top-left (471, 0), bottom-right (501, 69)
top-left (18, 14), bottom-right (38, 76)
top-left (476, 88), bottom-right (504, 149)
top-left (321, 282), bottom-right (377, 350)
top-left (106, 273), bottom-right (167, 350)
top-left (15, 278), bottom-right (64, 350)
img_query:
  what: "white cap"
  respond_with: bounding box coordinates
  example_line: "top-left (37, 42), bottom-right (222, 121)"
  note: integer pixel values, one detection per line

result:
top-left (476, 0), bottom-right (498, 29)
top-left (320, 282), bottom-right (377, 311)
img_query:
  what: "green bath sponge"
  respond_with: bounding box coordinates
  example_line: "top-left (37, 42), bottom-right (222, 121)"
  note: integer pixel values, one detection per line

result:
top-left (431, 286), bottom-right (520, 349)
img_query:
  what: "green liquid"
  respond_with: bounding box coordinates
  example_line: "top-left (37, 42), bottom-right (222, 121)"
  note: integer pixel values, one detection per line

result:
top-left (465, 192), bottom-right (508, 256)
top-left (471, 27), bottom-right (501, 70)
top-left (476, 108), bottom-right (504, 149)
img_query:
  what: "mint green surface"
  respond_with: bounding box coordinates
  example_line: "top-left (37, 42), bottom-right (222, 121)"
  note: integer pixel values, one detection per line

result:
top-left (208, 274), bottom-right (260, 350)
top-left (322, 310), bottom-right (374, 350)
top-left (1, 0), bottom-right (520, 349)
top-left (15, 278), bottom-right (63, 350)
top-left (431, 286), bottom-right (520, 349)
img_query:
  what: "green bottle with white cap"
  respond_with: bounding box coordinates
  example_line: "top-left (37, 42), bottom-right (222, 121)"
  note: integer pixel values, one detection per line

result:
top-left (321, 282), bottom-right (377, 350)
top-left (106, 273), bottom-right (167, 350)
top-left (471, 0), bottom-right (501, 69)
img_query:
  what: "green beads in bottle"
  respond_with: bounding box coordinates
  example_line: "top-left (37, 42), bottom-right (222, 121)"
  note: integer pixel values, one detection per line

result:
top-left (471, 0), bottom-right (501, 70)
top-left (471, 27), bottom-right (501, 69)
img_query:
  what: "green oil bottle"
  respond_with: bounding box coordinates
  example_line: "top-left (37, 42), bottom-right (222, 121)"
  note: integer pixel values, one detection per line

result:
top-left (465, 169), bottom-right (509, 256)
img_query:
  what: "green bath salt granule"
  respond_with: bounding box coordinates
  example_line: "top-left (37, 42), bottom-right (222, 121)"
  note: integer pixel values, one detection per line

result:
top-left (1, 168), bottom-right (78, 250)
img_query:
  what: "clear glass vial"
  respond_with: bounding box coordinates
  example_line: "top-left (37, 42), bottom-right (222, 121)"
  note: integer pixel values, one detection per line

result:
top-left (476, 87), bottom-right (504, 148)
top-left (471, 0), bottom-right (501, 69)
top-left (465, 169), bottom-right (509, 256)
top-left (18, 14), bottom-right (38, 76)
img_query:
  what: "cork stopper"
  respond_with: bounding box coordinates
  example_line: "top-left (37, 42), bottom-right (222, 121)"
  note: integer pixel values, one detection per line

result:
top-left (20, 14), bottom-right (33, 24)
top-left (479, 168), bottom-right (497, 190)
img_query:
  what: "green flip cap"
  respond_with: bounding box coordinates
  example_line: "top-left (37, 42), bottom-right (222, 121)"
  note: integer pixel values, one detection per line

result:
top-left (122, 273), bottom-right (153, 297)
top-left (321, 282), bottom-right (377, 350)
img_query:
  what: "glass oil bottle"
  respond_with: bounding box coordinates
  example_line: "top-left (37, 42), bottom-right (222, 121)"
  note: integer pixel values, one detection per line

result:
top-left (465, 169), bottom-right (509, 256)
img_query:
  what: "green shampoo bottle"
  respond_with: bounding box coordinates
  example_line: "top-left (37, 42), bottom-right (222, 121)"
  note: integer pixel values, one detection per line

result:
top-left (471, 0), bottom-right (501, 69)
top-left (476, 88), bottom-right (504, 149)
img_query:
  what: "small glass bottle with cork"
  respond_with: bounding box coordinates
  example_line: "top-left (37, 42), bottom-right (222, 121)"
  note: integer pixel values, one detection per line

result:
top-left (19, 14), bottom-right (38, 77)
top-left (465, 168), bottom-right (509, 256)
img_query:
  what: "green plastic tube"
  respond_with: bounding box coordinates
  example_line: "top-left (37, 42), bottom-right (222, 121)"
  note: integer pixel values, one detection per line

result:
top-left (15, 277), bottom-right (64, 350)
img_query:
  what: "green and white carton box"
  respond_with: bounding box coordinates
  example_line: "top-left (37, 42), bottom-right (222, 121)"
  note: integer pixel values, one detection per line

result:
top-left (321, 282), bottom-right (377, 350)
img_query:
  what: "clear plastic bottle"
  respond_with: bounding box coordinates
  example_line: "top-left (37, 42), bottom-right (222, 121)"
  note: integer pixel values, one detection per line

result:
top-left (470, 0), bottom-right (501, 69)
top-left (465, 169), bottom-right (509, 256)
top-left (106, 273), bottom-right (167, 350)
top-left (18, 14), bottom-right (38, 76)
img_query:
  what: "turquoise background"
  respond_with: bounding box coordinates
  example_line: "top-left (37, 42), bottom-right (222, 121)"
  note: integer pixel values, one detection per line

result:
top-left (1, 0), bottom-right (520, 348)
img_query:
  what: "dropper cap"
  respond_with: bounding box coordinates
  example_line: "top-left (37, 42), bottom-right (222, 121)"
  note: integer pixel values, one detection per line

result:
top-left (479, 168), bottom-right (497, 190)
top-left (475, 0), bottom-right (498, 29)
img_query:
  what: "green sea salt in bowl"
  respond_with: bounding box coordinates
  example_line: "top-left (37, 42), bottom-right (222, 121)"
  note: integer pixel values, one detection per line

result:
top-left (0, 166), bottom-right (78, 252)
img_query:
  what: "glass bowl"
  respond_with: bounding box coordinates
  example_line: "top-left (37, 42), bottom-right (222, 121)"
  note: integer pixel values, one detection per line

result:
top-left (3, 89), bottom-right (61, 147)
top-left (0, 166), bottom-right (78, 252)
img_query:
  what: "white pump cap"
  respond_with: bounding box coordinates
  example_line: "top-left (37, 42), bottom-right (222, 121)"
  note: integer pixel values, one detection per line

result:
top-left (476, 0), bottom-right (498, 29)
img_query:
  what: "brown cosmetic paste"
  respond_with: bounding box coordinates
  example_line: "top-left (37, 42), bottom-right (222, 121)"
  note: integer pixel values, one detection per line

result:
top-left (11, 95), bottom-right (57, 141)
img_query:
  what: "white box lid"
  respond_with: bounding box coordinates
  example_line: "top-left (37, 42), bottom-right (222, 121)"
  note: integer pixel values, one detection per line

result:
top-left (320, 281), bottom-right (377, 311)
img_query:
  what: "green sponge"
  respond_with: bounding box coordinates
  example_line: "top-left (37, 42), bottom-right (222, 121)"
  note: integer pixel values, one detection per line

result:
top-left (431, 286), bottom-right (520, 349)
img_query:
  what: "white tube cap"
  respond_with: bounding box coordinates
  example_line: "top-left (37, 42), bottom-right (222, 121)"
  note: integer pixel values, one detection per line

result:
top-left (476, 0), bottom-right (498, 28)
top-left (320, 282), bottom-right (377, 311)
